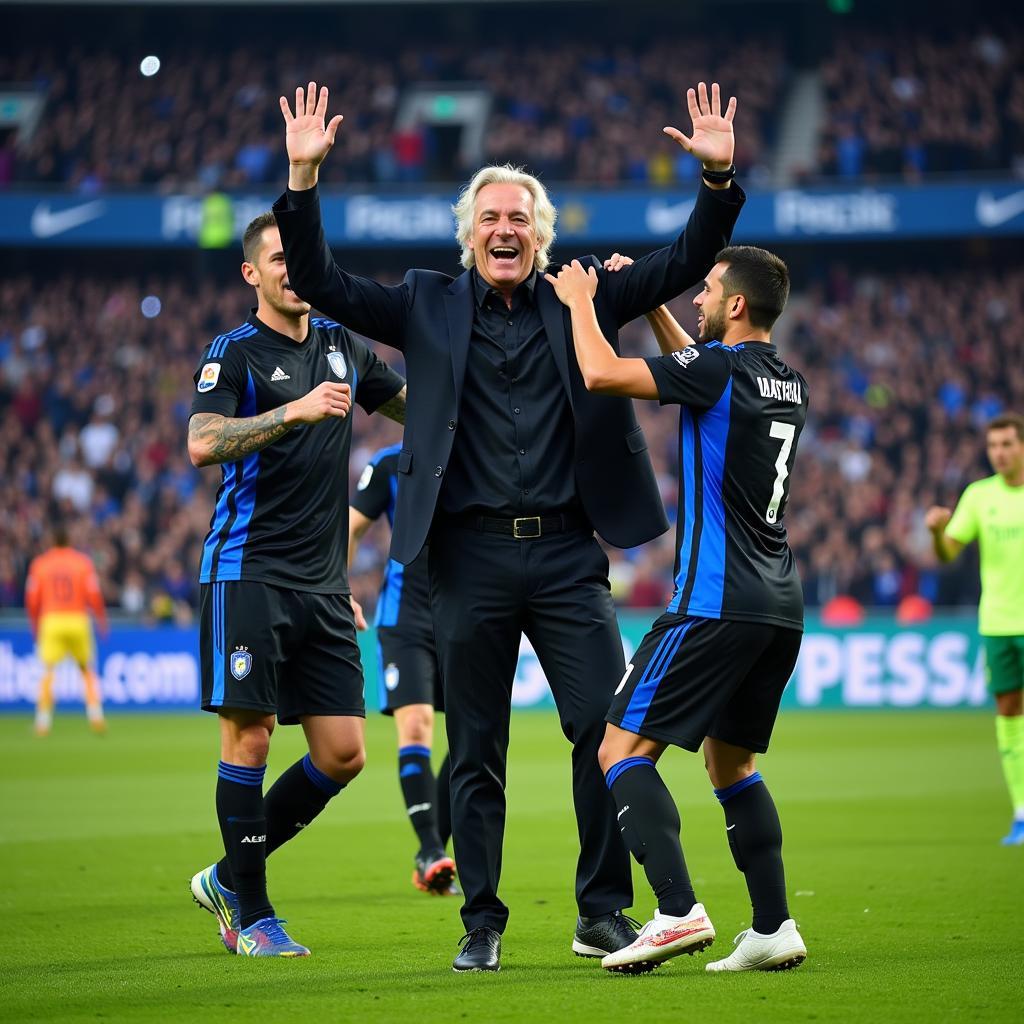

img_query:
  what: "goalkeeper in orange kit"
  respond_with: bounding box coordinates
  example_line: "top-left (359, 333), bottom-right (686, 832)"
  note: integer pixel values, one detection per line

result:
top-left (25, 525), bottom-right (109, 735)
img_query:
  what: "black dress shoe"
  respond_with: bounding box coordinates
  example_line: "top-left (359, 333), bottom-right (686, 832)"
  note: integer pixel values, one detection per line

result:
top-left (453, 927), bottom-right (501, 972)
top-left (572, 910), bottom-right (640, 957)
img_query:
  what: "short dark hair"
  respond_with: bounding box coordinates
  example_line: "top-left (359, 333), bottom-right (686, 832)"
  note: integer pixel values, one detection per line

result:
top-left (715, 245), bottom-right (790, 330)
top-left (52, 522), bottom-right (69, 546)
top-left (987, 412), bottom-right (1024, 441)
top-left (242, 212), bottom-right (277, 264)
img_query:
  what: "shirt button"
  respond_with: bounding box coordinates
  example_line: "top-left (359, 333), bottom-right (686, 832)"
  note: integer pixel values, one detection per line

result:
top-left (519, 448), bottom-right (526, 455)
top-left (447, 419), bottom-right (456, 430)
top-left (514, 407), bottom-right (521, 414)
top-left (506, 319), bottom-right (513, 326)
top-left (434, 466), bottom-right (444, 477)
top-left (524, 488), bottom-right (530, 495)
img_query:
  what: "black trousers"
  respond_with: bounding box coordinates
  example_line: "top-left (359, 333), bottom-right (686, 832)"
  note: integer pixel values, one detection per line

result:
top-left (428, 521), bottom-right (633, 933)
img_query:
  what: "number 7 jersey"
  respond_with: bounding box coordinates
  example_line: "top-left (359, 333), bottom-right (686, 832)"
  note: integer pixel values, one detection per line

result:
top-left (644, 341), bottom-right (809, 630)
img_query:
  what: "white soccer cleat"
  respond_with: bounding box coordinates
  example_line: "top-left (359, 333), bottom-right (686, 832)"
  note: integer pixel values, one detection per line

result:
top-left (705, 919), bottom-right (806, 972)
top-left (600, 903), bottom-right (716, 973)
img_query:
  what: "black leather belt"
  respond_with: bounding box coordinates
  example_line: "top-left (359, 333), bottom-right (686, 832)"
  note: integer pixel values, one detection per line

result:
top-left (452, 511), bottom-right (589, 539)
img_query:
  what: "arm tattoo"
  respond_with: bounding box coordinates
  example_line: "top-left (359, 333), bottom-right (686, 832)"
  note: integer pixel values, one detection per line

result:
top-left (376, 386), bottom-right (407, 425)
top-left (189, 409), bottom-right (291, 464)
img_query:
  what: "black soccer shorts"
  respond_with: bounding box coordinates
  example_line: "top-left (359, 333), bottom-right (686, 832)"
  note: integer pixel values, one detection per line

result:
top-left (606, 613), bottom-right (802, 753)
top-left (375, 626), bottom-right (444, 716)
top-left (199, 580), bottom-right (365, 723)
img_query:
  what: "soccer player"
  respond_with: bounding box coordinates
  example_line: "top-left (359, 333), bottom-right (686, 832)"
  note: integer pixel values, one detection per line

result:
top-left (26, 524), bottom-right (108, 736)
top-left (926, 414), bottom-right (1024, 845)
top-left (545, 248), bottom-right (809, 973)
top-left (349, 446), bottom-right (456, 894)
top-left (186, 212), bottom-right (406, 957)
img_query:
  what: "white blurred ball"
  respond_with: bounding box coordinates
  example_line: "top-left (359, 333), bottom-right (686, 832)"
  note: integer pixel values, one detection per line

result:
top-left (140, 56), bottom-right (161, 78)
top-left (140, 295), bottom-right (162, 319)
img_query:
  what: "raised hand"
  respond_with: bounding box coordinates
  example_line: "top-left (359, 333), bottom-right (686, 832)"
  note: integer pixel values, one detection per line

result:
top-left (603, 252), bottom-right (634, 273)
top-left (543, 260), bottom-right (599, 308)
top-left (664, 82), bottom-right (736, 171)
top-left (279, 82), bottom-right (344, 188)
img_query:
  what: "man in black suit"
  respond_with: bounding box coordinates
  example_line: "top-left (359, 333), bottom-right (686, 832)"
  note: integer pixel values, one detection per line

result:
top-left (274, 81), bottom-right (743, 972)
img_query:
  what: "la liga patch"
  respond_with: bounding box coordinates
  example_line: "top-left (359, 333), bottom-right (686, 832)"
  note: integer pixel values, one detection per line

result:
top-left (197, 362), bottom-right (222, 392)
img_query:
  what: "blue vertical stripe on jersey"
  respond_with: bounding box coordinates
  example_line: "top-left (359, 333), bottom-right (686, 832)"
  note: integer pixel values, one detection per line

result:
top-left (688, 379), bottom-right (733, 616)
top-left (213, 370), bottom-right (260, 579)
top-left (668, 408), bottom-right (696, 614)
top-left (373, 472), bottom-right (404, 628)
top-left (198, 324), bottom-right (258, 582)
top-left (620, 619), bottom-right (694, 733)
top-left (211, 582), bottom-right (225, 706)
top-left (200, 462), bottom-right (235, 580)
top-left (374, 559), bottom-right (405, 628)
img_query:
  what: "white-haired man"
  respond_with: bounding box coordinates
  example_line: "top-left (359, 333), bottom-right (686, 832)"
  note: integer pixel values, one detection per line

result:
top-left (274, 81), bottom-right (744, 972)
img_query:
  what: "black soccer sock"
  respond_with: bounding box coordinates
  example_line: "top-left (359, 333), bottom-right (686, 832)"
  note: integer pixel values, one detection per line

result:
top-left (265, 753), bottom-right (344, 854)
top-left (398, 744), bottom-right (443, 855)
top-left (606, 757), bottom-right (696, 917)
top-left (435, 751), bottom-right (452, 850)
top-left (215, 761), bottom-right (273, 930)
top-left (715, 772), bottom-right (789, 934)
top-left (215, 755), bottom-right (345, 890)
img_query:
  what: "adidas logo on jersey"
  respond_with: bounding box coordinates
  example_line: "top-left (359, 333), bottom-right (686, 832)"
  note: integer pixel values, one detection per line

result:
top-left (270, 366), bottom-right (290, 381)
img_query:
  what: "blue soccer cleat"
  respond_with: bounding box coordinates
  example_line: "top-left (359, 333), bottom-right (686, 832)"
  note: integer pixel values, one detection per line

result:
top-left (190, 864), bottom-right (241, 953)
top-left (236, 917), bottom-right (311, 957)
top-left (1001, 819), bottom-right (1024, 846)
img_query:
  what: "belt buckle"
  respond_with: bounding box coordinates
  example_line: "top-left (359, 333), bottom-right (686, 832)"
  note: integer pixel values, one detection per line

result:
top-left (512, 516), bottom-right (542, 539)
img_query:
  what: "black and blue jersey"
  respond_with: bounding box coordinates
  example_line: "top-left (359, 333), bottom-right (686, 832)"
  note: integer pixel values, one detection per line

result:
top-left (190, 311), bottom-right (404, 593)
top-left (645, 341), bottom-right (809, 630)
top-left (351, 445), bottom-right (433, 635)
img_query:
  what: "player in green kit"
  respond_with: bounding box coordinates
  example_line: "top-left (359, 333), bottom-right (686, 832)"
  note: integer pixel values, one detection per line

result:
top-left (926, 413), bottom-right (1024, 845)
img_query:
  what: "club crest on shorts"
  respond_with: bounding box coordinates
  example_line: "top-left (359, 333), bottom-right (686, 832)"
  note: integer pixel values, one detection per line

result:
top-left (327, 350), bottom-right (347, 378)
top-left (231, 646), bottom-right (252, 680)
top-left (384, 663), bottom-right (400, 691)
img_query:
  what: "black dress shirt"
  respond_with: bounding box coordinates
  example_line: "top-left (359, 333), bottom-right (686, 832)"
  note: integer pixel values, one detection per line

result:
top-left (439, 269), bottom-right (579, 516)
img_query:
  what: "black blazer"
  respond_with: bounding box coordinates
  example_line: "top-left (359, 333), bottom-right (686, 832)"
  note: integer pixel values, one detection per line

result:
top-left (274, 182), bottom-right (744, 565)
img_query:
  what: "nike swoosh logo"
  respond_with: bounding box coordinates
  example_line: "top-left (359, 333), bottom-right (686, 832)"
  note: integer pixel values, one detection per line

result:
top-left (976, 190), bottom-right (1024, 227)
top-left (726, 824), bottom-right (736, 831)
top-left (645, 198), bottom-right (696, 235)
top-left (30, 200), bottom-right (107, 238)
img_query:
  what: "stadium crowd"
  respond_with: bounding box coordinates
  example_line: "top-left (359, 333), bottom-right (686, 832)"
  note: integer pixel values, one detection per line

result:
top-left (1, 259), bottom-right (1019, 619)
top-left (816, 27), bottom-right (1024, 181)
top-left (0, 38), bottom-right (783, 192)
top-left (4, 22), bottom-right (1024, 191)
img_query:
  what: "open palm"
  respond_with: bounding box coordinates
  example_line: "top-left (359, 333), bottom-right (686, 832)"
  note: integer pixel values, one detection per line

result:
top-left (279, 81), bottom-right (344, 169)
top-left (664, 82), bottom-right (736, 170)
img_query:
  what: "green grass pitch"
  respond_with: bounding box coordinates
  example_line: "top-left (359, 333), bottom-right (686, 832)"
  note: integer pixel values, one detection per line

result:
top-left (1, 710), bottom-right (1018, 1022)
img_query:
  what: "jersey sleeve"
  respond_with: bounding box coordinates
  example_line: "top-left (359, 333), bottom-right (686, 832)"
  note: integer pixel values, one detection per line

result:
top-left (644, 344), bottom-right (732, 411)
top-left (351, 454), bottom-right (395, 520)
top-left (945, 485), bottom-right (979, 545)
top-left (351, 336), bottom-right (405, 414)
top-left (189, 342), bottom-right (249, 418)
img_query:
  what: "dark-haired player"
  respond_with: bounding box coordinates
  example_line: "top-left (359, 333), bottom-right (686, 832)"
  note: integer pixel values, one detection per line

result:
top-left (546, 246), bottom-right (808, 974)
top-left (186, 212), bottom-right (406, 956)
top-left (349, 446), bottom-right (457, 894)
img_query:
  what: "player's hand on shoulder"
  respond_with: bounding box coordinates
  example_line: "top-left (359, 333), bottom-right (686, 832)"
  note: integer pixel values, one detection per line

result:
top-left (924, 506), bottom-right (952, 532)
top-left (544, 259), bottom-right (598, 308)
top-left (287, 381), bottom-right (352, 424)
top-left (603, 253), bottom-right (633, 272)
